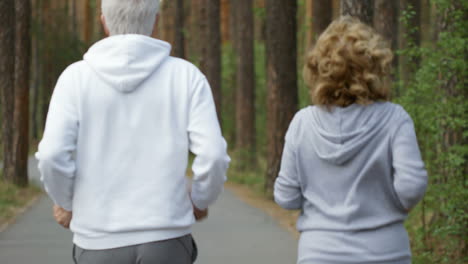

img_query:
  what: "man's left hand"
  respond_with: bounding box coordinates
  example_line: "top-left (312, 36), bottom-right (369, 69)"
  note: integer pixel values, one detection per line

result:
top-left (53, 205), bottom-right (72, 229)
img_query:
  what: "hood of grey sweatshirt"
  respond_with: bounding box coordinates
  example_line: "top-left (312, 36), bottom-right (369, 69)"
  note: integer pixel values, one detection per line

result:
top-left (274, 102), bottom-right (428, 235)
top-left (310, 103), bottom-right (394, 165)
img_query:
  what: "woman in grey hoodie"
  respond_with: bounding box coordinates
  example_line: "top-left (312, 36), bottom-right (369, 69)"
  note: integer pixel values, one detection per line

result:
top-left (274, 17), bottom-right (428, 264)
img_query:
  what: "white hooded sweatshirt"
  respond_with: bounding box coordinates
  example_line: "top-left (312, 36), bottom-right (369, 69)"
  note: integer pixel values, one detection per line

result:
top-left (36, 35), bottom-right (230, 250)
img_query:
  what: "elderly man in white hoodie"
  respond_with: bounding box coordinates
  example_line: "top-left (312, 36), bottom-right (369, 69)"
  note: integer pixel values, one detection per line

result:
top-left (36, 0), bottom-right (230, 263)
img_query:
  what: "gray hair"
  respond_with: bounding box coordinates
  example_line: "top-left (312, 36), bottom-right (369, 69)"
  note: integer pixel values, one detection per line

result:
top-left (102, 0), bottom-right (160, 36)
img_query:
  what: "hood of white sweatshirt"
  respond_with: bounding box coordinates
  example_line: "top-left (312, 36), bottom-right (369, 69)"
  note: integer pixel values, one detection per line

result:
top-left (308, 103), bottom-right (395, 165)
top-left (84, 35), bottom-right (171, 93)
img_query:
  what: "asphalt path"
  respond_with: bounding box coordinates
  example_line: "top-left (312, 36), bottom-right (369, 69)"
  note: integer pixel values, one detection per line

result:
top-left (0, 159), bottom-right (297, 264)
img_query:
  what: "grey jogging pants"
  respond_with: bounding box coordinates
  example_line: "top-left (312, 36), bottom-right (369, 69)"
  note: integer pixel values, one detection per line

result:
top-left (72, 235), bottom-right (197, 264)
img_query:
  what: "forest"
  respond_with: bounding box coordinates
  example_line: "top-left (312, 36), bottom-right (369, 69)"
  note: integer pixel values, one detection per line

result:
top-left (0, 0), bottom-right (466, 263)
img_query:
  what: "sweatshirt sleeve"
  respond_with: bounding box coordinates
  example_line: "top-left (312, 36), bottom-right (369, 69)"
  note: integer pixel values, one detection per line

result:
top-left (274, 112), bottom-right (303, 210)
top-left (392, 110), bottom-right (428, 211)
top-left (188, 76), bottom-right (230, 210)
top-left (35, 67), bottom-right (79, 211)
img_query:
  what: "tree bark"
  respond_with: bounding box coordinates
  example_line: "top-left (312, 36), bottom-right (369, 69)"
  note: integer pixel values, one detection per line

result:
top-left (95, 0), bottom-right (105, 39)
top-left (188, 0), bottom-right (201, 60)
top-left (305, 0), bottom-right (313, 50)
top-left (13, 0), bottom-right (31, 187)
top-left (174, 0), bottom-right (186, 58)
top-left (374, 0), bottom-right (399, 95)
top-left (229, 0), bottom-right (239, 52)
top-left (160, 0), bottom-right (176, 49)
top-left (332, 0), bottom-right (341, 18)
top-left (235, 0), bottom-right (256, 165)
top-left (40, 0), bottom-right (52, 130)
top-left (198, 1), bottom-right (208, 69)
top-left (200, 0), bottom-right (222, 121)
top-left (31, 0), bottom-right (40, 141)
top-left (340, 0), bottom-right (373, 25)
top-left (312, 0), bottom-right (332, 38)
top-left (220, 0), bottom-right (230, 43)
top-left (0, 0), bottom-right (16, 182)
top-left (83, 0), bottom-right (93, 45)
top-left (265, 0), bottom-right (298, 192)
top-left (72, 0), bottom-right (78, 38)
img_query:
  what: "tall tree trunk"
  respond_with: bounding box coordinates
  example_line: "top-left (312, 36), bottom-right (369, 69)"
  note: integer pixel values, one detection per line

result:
top-left (305, 0), bottom-right (313, 50)
top-left (374, 0), bottom-right (399, 96)
top-left (83, 0), bottom-right (93, 45)
top-left (265, 0), bottom-right (298, 193)
top-left (0, 0), bottom-right (16, 182)
top-left (174, 0), bottom-right (185, 58)
top-left (198, 1), bottom-right (208, 69)
top-left (332, 0), bottom-right (341, 18)
top-left (400, 0), bottom-right (421, 85)
top-left (200, 0), bottom-right (222, 121)
top-left (235, 0), bottom-right (256, 165)
top-left (220, 0), bottom-right (230, 43)
top-left (41, 0), bottom-right (52, 130)
top-left (31, 0), bottom-right (40, 140)
top-left (205, 0), bottom-right (222, 121)
top-left (340, 0), bottom-right (373, 25)
top-left (13, 0), bottom-right (31, 187)
top-left (227, 0), bottom-right (238, 144)
top-left (308, 0), bottom-right (332, 48)
top-left (188, 0), bottom-right (201, 60)
top-left (229, 0), bottom-right (239, 51)
top-left (71, 0), bottom-right (78, 38)
top-left (95, 0), bottom-right (104, 39)
top-left (160, 0), bottom-right (176, 53)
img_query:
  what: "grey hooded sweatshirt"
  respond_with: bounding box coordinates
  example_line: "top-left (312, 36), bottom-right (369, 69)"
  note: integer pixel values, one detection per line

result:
top-left (274, 102), bottom-right (427, 264)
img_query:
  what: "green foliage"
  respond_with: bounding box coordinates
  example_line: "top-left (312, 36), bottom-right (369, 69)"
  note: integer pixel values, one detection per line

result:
top-left (397, 0), bottom-right (467, 262)
top-left (221, 41), bottom-right (268, 155)
top-left (228, 152), bottom-right (267, 195)
top-left (224, 1), bottom-right (467, 263)
top-left (254, 42), bottom-right (267, 155)
top-left (31, 4), bottom-right (85, 136)
top-left (221, 42), bottom-right (236, 145)
top-left (0, 178), bottom-right (41, 224)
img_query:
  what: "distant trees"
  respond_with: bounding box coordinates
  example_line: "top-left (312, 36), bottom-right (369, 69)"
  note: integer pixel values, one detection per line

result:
top-left (265, 0), bottom-right (298, 192)
top-left (1, 1), bottom-right (460, 262)
top-left (0, 0), bottom-right (16, 183)
top-left (0, 0), bottom-right (30, 186)
top-left (160, 0), bottom-right (175, 48)
top-left (402, 0), bottom-right (421, 57)
top-left (174, 0), bottom-right (185, 58)
top-left (199, 0), bottom-right (222, 120)
top-left (374, 0), bottom-right (399, 93)
top-left (305, 0), bottom-right (332, 51)
top-left (13, 0), bottom-right (31, 187)
top-left (234, 0), bottom-right (256, 165)
top-left (374, 0), bottom-right (399, 53)
top-left (83, 0), bottom-right (93, 45)
top-left (340, 0), bottom-right (373, 25)
top-left (312, 0), bottom-right (332, 39)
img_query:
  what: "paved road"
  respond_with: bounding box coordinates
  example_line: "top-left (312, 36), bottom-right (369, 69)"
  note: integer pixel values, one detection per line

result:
top-left (0, 159), bottom-right (297, 264)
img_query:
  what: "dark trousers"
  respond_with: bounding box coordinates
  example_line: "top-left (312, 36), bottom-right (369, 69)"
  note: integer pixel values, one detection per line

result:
top-left (73, 234), bottom-right (197, 264)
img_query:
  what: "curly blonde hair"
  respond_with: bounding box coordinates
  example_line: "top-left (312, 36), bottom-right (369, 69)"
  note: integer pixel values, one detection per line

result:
top-left (303, 16), bottom-right (393, 107)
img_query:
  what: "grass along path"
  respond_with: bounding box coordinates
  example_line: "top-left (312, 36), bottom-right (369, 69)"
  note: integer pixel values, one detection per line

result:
top-left (0, 180), bottom-right (42, 232)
